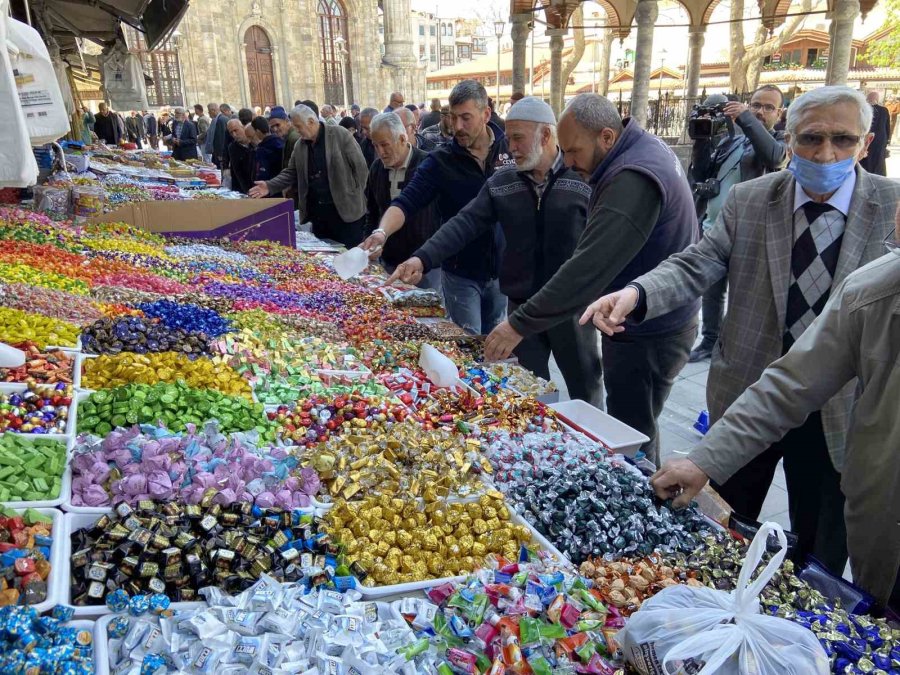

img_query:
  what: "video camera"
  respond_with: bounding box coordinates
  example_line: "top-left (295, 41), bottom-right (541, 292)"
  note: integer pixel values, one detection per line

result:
top-left (688, 101), bottom-right (729, 140)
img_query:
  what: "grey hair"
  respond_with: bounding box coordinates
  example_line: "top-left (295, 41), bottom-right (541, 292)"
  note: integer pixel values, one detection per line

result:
top-left (449, 80), bottom-right (488, 110)
top-left (786, 86), bottom-right (872, 139)
top-left (220, 104), bottom-right (232, 113)
top-left (173, 106), bottom-right (185, 115)
top-left (394, 107), bottom-right (415, 128)
top-left (560, 94), bottom-right (623, 134)
top-left (290, 104), bottom-right (318, 124)
top-left (359, 107), bottom-right (379, 121)
top-left (370, 112), bottom-right (406, 140)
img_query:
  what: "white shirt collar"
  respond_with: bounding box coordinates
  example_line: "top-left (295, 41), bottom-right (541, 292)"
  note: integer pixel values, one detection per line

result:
top-left (793, 167), bottom-right (856, 217)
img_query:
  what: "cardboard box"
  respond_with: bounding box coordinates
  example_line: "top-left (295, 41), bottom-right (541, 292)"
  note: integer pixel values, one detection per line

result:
top-left (90, 198), bottom-right (295, 248)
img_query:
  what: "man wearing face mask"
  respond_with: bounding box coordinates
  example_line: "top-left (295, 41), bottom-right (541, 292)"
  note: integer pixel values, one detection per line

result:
top-left (579, 86), bottom-right (900, 576)
top-left (650, 205), bottom-right (900, 610)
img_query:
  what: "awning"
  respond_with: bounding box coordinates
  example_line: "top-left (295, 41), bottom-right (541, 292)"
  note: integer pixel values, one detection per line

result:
top-left (28, 0), bottom-right (188, 53)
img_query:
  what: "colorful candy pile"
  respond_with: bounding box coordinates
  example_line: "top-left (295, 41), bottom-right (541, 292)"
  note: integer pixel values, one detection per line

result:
top-left (0, 508), bottom-right (54, 606)
top-left (0, 382), bottom-right (72, 435)
top-left (0, 436), bottom-right (67, 502)
top-left (0, 342), bottom-right (74, 385)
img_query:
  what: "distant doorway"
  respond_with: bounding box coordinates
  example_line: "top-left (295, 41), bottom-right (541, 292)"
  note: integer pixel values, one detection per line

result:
top-left (245, 26), bottom-right (277, 109)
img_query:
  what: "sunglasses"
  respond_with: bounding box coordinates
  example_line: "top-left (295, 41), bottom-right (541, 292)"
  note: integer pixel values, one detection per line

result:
top-left (794, 133), bottom-right (861, 149)
top-left (750, 102), bottom-right (778, 113)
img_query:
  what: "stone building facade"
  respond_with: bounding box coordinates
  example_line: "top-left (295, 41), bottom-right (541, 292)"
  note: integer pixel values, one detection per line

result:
top-left (173, 0), bottom-right (425, 112)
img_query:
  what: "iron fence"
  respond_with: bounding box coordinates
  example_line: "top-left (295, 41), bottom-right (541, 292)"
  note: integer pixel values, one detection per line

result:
top-left (614, 91), bottom-right (754, 139)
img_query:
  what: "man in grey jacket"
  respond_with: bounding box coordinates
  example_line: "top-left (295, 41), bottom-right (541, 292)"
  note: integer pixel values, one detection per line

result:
top-left (579, 86), bottom-right (900, 575)
top-left (388, 98), bottom-right (602, 406)
top-left (651, 206), bottom-right (900, 609)
top-left (249, 104), bottom-right (369, 248)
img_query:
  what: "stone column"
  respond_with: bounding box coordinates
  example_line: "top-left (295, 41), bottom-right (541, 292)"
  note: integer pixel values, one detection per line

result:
top-left (685, 25), bottom-right (705, 100)
top-left (548, 29), bottom-right (565, 116)
top-left (511, 14), bottom-right (531, 96)
top-left (826, 0), bottom-right (859, 85)
top-left (598, 28), bottom-right (614, 96)
top-left (382, 0), bottom-right (417, 68)
top-left (630, 0), bottom-right (658, 128)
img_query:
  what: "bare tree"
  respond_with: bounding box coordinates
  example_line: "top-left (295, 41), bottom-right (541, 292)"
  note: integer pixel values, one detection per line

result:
top-left (729, 0), bottom-right (813, 93)
top-left (554, 4), bottom-right (586, 112)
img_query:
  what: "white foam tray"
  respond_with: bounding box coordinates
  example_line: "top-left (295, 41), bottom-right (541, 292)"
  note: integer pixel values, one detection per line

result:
top-left (550, 399), bottom-right (650, 457)
top-left (1, 507), bottom-right (65, 613)
top-left (1, 431), bottom-right (74, 510)
top-left (0, 381), bottom-right (77, 442)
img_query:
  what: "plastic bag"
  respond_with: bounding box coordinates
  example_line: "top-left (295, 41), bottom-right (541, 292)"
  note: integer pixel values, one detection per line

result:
top-left (99, 41), bottom-right (148, 111)
top-left (0, 0), bottom-right (38, 186)
top-left (6, 17), bottom-right (70, 144)
top-left (419, 343), bottom-right (459, 387)
top-left (617, 522), bottom-right (829, 675)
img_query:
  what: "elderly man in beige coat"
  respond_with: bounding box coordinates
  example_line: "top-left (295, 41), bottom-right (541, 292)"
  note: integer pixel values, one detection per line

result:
top-left (250, 104), bottom-right (368, 248)
top-left (651, 206), bottom-right (900, 609)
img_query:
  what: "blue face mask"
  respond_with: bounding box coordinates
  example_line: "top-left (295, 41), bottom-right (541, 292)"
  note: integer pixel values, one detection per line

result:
top-left (787, 154), bottom-right (856, 195)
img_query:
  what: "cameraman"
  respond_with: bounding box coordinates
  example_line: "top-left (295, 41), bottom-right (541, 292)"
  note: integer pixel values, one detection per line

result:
top-left (688, 85), bottom-right (788, 362)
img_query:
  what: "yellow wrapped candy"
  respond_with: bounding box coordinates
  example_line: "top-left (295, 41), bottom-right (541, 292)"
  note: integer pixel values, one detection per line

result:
top-left (0, 307), bottom-right (79, 348)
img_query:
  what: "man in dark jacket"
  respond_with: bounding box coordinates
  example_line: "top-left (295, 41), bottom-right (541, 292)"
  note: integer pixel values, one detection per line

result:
top-left (421, 105), bottom-right (454, 147)
top-left (143, 111), bottom-right (158, 150)
top-left (390, 98), bottom-right (602, 405)
top-left (687, 85), bottom-right (788, 362)
top-left (419, 98), bottom-right (442, 131)
top-left (169, 107), bottom-right (198, 161)
top-left (485, 93), bottom-right (699, 463)
top-left (93, 103), bottom-right (120, 145)
top-left (366, 113), bottom-right (441, 290)
top-left (226, 119), bottom-right (254, 194)
top-left (210, 104), bottom-right (232, 169)
top-left (249, 116), bottom-right (284, 192)
top-left (860, 91), bottom-right (890, 176)
top-left (361, 80), bottom-right (512, 335)
top-left (356, 108), bottom-right (378, 167)
top-left (125, 111), bottom-right (145, 148)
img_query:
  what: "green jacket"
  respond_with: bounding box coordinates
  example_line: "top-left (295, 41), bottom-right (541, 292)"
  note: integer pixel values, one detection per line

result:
top-left (689, 252), bottom-right (900, 605)
top-left (283, 127), bottom-right (301, 169)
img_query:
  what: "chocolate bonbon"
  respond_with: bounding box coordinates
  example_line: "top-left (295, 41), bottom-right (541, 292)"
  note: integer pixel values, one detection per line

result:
top-left (137, 299), bottom-right (232, 338)
top-left (69, 503), bottom-right (340, 604)
top-left (81, 316), bottom-right (211, 357)
top-left (0, 606), bottom-right (94, 672)
top-left (0, 382), bottom-right (71, 436)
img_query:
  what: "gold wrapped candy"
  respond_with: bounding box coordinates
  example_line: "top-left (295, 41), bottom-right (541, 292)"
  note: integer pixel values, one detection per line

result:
top-left (322, 491), bottom-right (534, 586)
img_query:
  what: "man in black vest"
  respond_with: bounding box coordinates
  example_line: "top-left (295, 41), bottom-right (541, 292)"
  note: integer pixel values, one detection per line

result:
top-left (365, 112), bottom-right (441, 290)
top-left (484, 93), bottom-right (699, 464)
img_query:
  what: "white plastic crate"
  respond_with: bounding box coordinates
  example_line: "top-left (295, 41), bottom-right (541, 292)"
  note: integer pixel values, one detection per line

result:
top-left (0, 506), bottom-right (65, 613)
top-left (550, 399), bottom-right (649, 457)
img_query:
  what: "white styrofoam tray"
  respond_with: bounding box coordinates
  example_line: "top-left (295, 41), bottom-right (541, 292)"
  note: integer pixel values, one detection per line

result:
top-left (1, 507), bottom-right (65, 613)
top-left (550, 399), bottom-right (650, 457)
top-left (1, 432), bottom-right (73, 510)
top-left (0, 381), bottom-right (77, 442)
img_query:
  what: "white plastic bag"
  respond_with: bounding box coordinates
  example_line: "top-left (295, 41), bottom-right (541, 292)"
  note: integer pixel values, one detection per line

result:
top-left (7, 17), bottom-right (70, 144)
top-left (617, 522), bottom-right (829, 675)
top-left (99, 41), bottom-right (148, 112)
top-left (0, 0), bottom-right (37, 186)
top-left (419, 343), bottom-right (459, 387)
top-left (333, 246), bottom-right (369, 280)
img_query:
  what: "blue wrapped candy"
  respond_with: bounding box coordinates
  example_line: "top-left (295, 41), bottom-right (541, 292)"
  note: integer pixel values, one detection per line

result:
top-left (149, 594), bottom-right (170, 615)
top-left (106, 589), bottom-right (129, 613)
top-left (107, 616), bottom-right (130, 639)
top-left (141, 653), bottom-right (166, 675)
top-left (51, 606), bottom-right (75, 622)
top-left (128, 594), bottom-right (151, 616)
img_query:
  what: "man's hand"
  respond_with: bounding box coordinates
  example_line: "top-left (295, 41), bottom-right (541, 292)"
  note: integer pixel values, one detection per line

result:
top-left (578, 287), bottom-right (638, 336)
top-left (723, 101), bottom-right (748, 121)
top-left (484, 320), bottom-right (523, 361)
top-left (386, 257), bottom-right (424, 286)
top-left (248, 182), bottom-right (270, 198)
top-left (650, 458), bottom-right (710, 509)
top-left (360, 230), bottom-right (387, 259)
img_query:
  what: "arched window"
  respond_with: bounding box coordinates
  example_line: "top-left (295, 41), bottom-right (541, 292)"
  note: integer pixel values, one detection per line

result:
top-left (318, 0), bottom-right (353, 106)
top-left (245, 26), bottom-right (277, 109)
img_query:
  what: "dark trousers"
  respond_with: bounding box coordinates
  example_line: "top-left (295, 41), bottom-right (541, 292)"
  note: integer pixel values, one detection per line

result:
top-left (509, 300), bottom-right (603, 408)
top-left (700, 275), bottom-right (727, 344)
top-left (311, 211), bottom-right (366, 249)
top-left (713, 411), bottom-right (848, 575)
top-left (601, 320), bottom-right (697, 465)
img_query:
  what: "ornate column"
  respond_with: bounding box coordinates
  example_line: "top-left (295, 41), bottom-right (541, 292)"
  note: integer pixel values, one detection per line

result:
top-left (630, 0), bottom-right (658, 128)
top-left (826, 0), bottom-right (859, 85)
top-left (511, 14), bottom-right (531, 96)
top-left (548, 29), bottom-right (565, 116)
top-left (685, 25), bottom-right (706, 100)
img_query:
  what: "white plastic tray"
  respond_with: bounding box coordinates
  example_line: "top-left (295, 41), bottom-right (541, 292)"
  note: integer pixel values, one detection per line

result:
top-left (61, 511), bottom-right (206, 618)
top-left (356, 501), bottom-right (573, 599)
top-left (550, 399), bottom-right (649, 457)
top-left (1, 434), bottom-right (73, 509)
top-left (1, 507), bottom-right (65, 613)
top-left (0, 382), bottom-right (77, 441)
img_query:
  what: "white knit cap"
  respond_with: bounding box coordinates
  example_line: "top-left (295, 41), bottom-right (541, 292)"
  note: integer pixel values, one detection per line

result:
top-left (505, 97), bottom-right (556, 125)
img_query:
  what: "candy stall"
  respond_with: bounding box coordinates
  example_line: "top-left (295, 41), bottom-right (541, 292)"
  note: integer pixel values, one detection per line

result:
top-left (0, 207), bottom-right (896, 675)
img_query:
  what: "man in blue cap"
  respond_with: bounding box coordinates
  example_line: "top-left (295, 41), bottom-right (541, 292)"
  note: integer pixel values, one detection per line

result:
top-left (387, 97), bottom-right (602, 406)
top-left (268, 106), bottom-right (300, 170)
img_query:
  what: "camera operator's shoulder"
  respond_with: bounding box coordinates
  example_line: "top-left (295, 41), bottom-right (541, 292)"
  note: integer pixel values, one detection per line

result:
top-left (730, 169), bottom-right (792, 202)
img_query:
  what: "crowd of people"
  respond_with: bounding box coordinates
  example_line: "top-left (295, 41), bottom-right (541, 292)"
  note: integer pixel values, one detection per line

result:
top-left (79, 79), bottom-right (899, 610)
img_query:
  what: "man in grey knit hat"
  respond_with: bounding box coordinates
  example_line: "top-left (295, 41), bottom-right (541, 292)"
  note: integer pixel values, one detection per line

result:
top-left (388, 97), bottom-right (603, 406)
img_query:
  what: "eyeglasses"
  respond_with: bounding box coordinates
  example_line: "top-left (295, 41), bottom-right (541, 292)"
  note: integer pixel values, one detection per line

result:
top-left (750, 102), bottom-right (778, 113)
top-left (884, 230), bottom-right (900, 256)
top-left (794, 133), bottom-right (861, 149)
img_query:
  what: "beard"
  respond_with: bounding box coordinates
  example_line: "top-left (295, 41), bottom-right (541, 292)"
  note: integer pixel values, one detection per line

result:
top-left (514, 134), bottom-right (544, 171)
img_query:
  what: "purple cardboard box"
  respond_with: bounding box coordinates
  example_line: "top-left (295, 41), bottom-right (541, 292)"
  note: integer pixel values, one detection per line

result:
top-left (91, 198), bottom-right (295, 248)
